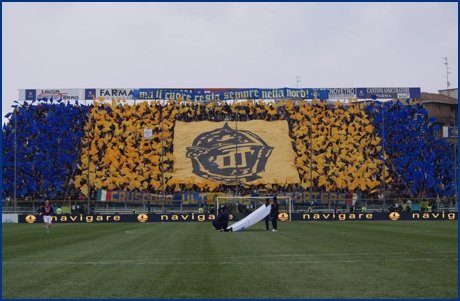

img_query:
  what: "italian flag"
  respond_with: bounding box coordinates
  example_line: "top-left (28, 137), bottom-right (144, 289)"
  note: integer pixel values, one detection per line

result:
top-left (97, 190), bottom-right (112, 202)
top-left (347, 193), bottom-right (362, 206)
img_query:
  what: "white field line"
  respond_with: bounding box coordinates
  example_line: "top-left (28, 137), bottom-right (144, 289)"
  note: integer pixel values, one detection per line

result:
top-left (2, 258), bottom-right (457, 265)
top-left (2, 251), bottom-right (457, 265)
top-left (144, 250), bottom-right (458, 261)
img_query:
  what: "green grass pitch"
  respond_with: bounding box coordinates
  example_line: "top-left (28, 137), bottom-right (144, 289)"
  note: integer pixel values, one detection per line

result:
top-left (2, 220), bottom-right (457, 299)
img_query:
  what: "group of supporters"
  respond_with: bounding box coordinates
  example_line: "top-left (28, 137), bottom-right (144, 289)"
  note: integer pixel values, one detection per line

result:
top-left (2, 101), bottom-right (89, 201)
top-left (2, 97), bottom-right (456, 203)
top-left (365, 100), bottom-right (456, 199)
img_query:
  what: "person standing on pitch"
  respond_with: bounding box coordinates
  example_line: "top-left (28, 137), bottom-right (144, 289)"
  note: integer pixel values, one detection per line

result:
top-left (220, 206), bottom-right (231, 232)
top-left (39, 200), bottom-right (54, 234)
top-left (212, 207), bottom-right (223, 230)
top-left (270, 195), bottom-right (279, 232)
top-left (263, 198), bottom-right (271, 230)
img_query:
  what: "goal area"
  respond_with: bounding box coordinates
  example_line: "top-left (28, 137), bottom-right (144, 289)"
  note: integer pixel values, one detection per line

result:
top-left (216, 196), bottom-right (292, 221)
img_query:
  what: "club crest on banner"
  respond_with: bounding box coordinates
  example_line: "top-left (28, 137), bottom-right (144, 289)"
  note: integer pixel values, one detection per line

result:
top-left (186, 123), bottom-right (273, 183)
top-left (174, 120), bottom-right (300, 185)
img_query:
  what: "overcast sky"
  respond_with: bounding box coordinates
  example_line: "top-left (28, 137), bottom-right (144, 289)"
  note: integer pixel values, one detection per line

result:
top-left (2, 2), bottom-right (458, 124)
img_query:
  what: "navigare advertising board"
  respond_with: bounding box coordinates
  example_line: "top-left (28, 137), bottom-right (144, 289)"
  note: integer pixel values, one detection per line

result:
top-left (291, 211), bottom-right (458, 221)
top-left (18, 212), bottom-right (458, 224)
top-left (19, 213), bottom-right (238, 223)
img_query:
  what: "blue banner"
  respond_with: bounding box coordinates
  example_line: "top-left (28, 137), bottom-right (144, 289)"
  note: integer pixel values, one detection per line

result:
top-left (100, 191), bottom-right (359, 206)
top-left (25, 89), bottom-right (36, 101)
top-left (97, 190), bottom-right (353, 206)
top-left (357, 87), bottom-right (421, 99)
top-left (172, 191), bottom-right (354, 206)
top-left (448, 127), bottom-right (458, 138)
top-left (133, 88), bottom-right (329, 101)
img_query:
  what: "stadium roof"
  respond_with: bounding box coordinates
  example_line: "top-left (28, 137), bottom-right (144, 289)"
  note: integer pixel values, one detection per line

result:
top-left (419, 92), bottom-right (458, 105)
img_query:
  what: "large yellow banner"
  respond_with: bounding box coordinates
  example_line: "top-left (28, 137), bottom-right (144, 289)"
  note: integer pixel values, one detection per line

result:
top-left (174, 120), bottom-right (300, 185)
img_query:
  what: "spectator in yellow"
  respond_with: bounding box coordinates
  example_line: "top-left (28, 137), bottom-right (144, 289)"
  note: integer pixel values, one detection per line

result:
top-left (198, 205), bottom-right (204, 213)
top-left (56, 206), bottom-right (62, 215)
top-left (420, 200), bottom-right (429, 212)
top-left (361, 205), bottom-right (366, 212)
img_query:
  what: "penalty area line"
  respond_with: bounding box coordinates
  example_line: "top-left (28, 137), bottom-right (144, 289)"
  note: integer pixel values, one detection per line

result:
top-left (3, 258), bottom-right (457, 265)
top-left (91, 250), bottom-right (457, 261)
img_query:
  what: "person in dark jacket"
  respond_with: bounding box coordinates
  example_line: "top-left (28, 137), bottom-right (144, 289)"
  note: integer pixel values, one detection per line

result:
top-left (389, 204), bottom-right (395, 212)
top-left (349, 205), bottom-right (355, 213)
top-left (263, 198), bottom-right (270, 230)
top-left (270, 195), bottom-right (279, 232)
top-left (219, 206), bottom-right (230, 232)
top-left (212, 208), bottom-right (223, 230)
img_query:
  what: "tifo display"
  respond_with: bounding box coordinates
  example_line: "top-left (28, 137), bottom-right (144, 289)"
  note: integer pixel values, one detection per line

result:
top-left (1, 88), bottom-right (455, 206)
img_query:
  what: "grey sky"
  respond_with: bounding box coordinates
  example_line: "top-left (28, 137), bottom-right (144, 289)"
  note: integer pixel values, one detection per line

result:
top-left (2, 2), bottom-right (458, 125)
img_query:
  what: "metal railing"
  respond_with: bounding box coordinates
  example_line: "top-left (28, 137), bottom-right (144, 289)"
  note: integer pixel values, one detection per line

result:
top-left (3, 197), bottom-right (457, 215)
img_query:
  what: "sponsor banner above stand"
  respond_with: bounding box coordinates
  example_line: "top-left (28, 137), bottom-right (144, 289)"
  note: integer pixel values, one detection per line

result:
top-left (19, 89), bottom-right (82, 102)
top-left (356, 87), bottom-right (421, 99)
top-left (18, 88), bottom-right (137, 102)
top-left (315, 88), bottom-right (358, 99)
top-left (85, 88), bottom-right (207, 101)
top-left (443, 126), bottom-right (458, 138)
top-left (133, 88), bottom-right (329, 101)
top-left (86, 88), bottom-right (136, 100)
top-left (17, 87), bottom-right (421, 103)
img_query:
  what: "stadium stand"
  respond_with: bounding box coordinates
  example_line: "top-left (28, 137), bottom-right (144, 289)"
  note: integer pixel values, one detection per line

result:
top-left (365, 99), bottom-right (455, 198)
top-left (2, 97), bottom-right (456, 208)
top-left (2, 100), bottom-right (89, 201)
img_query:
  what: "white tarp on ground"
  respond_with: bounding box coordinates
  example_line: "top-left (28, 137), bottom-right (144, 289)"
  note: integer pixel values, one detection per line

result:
top-left (228, 204), bottom-right (271, 232)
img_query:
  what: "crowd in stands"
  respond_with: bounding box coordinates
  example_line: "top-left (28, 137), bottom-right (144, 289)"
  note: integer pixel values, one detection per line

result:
top-left (365, 100), bottom-right (456, 198)
top-left (2, 96), bottom-right (456, 202)
top-left (2, 99), bottom-right (89, 201)
top-left (284, 100), bottom-right (382, 194)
